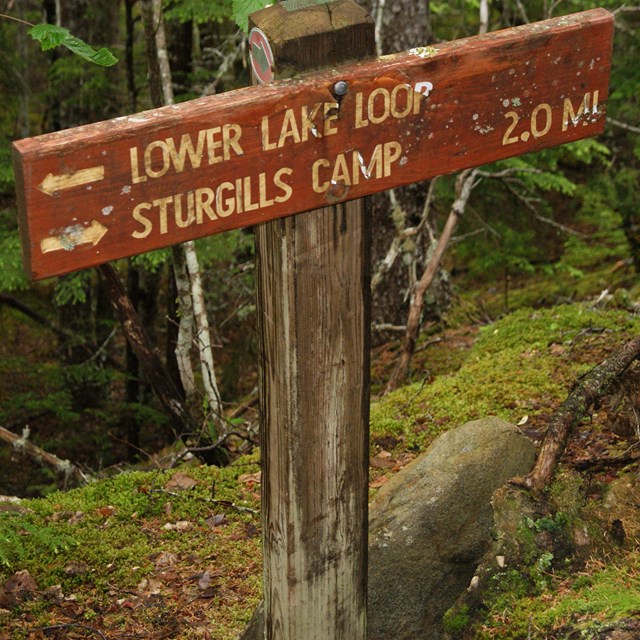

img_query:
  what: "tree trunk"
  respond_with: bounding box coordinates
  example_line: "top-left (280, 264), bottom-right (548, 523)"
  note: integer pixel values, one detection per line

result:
top-left (97, 264), bottom-right (197, 440)
top-left (140, 0), bottom-right (225, 437)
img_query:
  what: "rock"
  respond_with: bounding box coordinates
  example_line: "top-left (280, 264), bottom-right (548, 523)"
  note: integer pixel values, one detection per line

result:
top-left (238, 417), bottom-right (535, 640)
top-left (367, 416), bottom-right (535, 640)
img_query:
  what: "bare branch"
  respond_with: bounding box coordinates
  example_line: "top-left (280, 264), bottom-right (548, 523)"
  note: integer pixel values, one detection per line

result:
top-left (385, 169), bottom-right (480, 393)
top-left (516, 335), bottom-right (640, 491)
top-left (479, 0), bottom-right (489, 34)
top-left (373, 0), bottom-right (387, 57)
top-left (513, 0), bottom-right (530, 24)
top-left (372, 323), bottom-right (406, 332)
top-left (608, 117), bottom-right (640, 134)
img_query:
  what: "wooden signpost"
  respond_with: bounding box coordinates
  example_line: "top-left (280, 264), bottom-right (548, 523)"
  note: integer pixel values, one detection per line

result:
top-left (12, 4), bottom-right (613, 640)
top-left (13, 9), bottom-right (612, 281)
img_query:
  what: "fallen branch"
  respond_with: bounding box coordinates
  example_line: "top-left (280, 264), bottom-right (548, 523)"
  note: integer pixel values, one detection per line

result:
top-left (516, 335), bottom-right (640, 491)
top-left (0, 425), bottom-right (87, 487)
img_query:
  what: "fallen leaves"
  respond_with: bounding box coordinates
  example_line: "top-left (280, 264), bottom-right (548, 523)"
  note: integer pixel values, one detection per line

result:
top-left (165, 472), bottom-right (200, 491)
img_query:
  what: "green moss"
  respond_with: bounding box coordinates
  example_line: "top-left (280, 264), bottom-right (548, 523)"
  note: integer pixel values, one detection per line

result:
top-left (478, 551), bottom-right (640, 639)
top-left (443, 603), bottom-right (470, 634)
top-left (371, 304), bottom-right (640, 456)
top-left (0, 457), bottom-right (262, 638)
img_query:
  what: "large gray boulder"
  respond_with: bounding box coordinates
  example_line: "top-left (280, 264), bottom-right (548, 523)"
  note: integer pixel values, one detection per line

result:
top-left (368, 416), bottom-right (535, 639)
top-left (239, 416), bottom-right (535, 640)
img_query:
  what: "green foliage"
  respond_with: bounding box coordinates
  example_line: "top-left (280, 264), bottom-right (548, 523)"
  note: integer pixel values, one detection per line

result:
top-left (53, 271), bottom-right (92, 306)
top-left (28, 24), bottom-right (117, 67)
top-left (479, 551), bottom-right (640, 639)
top-left (232, 0), bottom-right (270, 32)
top-left (0, 513), bottom-right (77, 568)
top-left (130, 247), bottom-right (171, 273)
top-left (0, 229), bottom-right (28, 293)
top-left (194, 229), bottom-right (254, 267)
top-left (0, 140), bottom-right (13, 193)
top-left (524, 513), bottom-right (568, 536)
top-left (164, 0), bottom-right (233, 23)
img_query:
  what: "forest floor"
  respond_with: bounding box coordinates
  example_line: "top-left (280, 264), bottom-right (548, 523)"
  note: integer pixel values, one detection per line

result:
top-left (1, 254), bottom-right (640, 639)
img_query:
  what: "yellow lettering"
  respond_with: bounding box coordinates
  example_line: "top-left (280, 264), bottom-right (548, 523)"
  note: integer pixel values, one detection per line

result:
top-left (216, 182), bottom-right (235, 217)
top-left (368, 88), bottom-right (390, 125)
top-left (562, 92), bottom-right (594, 131)
top-left (383, 141), bottom-right (402, 177)
top-left (243, 176), bottom-right (259, 211)
top-left (235, 177), bottom-right (244, 213)
top-left (366, 144), bottom-right (384, 180)
top-left (261, 116), bottom-right (277, 151)
top-left (174, 192), bottom-right (195, 228)
top-left (166, 131), bottom-right (206, 173)
top-left (391, 84), bottom-right (412, 119)
top-left (331, 153), bottom-right (351, 186)
top-left (259, 173), bottom-right (274, 208)
top-left (355, 92), bottom-right (368, 128)
top-left (278, 109), bottom-right (301, 148)
top-left (312, 158), bottom-right (331, 193)
top-left (153, 196), bottom-right (172, 234)
top-left (300, 104), bottom-right (322, 141)
top-left (223, 124), bottom-right (244, 159)
top-left (196, 188), bottom-right (216, 223)
top-left (130, 147), bottom-right (147, 184)
top-left (274, 167), bottom-right (293, 203)
top-left (206, 127), bottom-right (223, 164)
top-left (413, 90), bottom-right (423, 115)
top-left (323, 102), bottom-right (339, 136)
top-left (132, 202), bottom-right (152, 238)
top-left (144, 140), bottom-right (170, 179)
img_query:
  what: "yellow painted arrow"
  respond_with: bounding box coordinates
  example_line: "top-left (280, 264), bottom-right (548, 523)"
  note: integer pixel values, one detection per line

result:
top-left (40, 220), bottom-right (108, 254)
top-left (38, 166), bottom-right (105, 196)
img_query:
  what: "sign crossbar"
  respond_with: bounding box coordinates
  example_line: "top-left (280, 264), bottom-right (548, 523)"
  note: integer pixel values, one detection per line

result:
top-left (13, 9), bottom-right (613, 281)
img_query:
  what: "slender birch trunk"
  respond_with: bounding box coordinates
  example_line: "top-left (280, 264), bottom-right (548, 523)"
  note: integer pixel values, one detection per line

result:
top-left (141, 0), bottom-right (225, 434)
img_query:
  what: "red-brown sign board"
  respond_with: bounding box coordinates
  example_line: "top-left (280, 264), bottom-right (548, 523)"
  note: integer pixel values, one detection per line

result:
top-left (13, 9), bottom-right (613, 281)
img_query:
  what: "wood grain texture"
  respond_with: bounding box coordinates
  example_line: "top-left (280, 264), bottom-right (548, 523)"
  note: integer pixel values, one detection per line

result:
top-left (13, 9), bottom-right (613, 280)
top-left (253, 2), bottom-right (374, 638)
top-left (256, 206), bottom-right (371, 639)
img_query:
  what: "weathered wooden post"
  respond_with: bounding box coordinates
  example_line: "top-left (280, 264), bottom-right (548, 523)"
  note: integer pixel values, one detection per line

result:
top-left (249, 3), bottom-right (375, 638)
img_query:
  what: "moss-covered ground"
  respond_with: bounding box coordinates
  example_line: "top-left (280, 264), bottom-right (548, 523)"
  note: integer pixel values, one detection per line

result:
top-left (2, 295), bottom-right (639, 638)
top-left (0, 459), bottom-right (262, 639)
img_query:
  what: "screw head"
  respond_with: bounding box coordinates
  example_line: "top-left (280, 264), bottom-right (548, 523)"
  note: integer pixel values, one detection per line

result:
top-left (333, 80), bottom-right (348, 96)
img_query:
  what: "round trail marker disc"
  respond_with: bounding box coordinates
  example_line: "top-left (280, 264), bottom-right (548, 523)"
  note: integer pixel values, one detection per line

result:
top-left (249, 28), bottom-right (275, 85)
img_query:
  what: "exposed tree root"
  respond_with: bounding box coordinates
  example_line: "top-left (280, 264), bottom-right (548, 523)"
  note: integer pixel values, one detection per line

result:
top-left (515, 335), bottom-right (640, 491)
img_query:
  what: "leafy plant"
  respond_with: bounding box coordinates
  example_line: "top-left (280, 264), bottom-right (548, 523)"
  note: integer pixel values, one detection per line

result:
top-left (232, 0), bottom-right (270, 32)
top-left (0, 13), bottom-right (117, 67)
top-left (27, 24), bottom-right (117, 67)
top-left (0, 513), bottom-right (77, 568)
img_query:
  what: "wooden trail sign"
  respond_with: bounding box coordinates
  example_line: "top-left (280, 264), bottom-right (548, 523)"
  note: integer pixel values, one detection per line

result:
top-left (13, 9), bottom-right (613, 281)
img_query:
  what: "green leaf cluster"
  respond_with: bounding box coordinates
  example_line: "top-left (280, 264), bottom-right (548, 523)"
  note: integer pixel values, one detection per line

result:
top-left (28, 24), bottom-right (117, 67)
top-left (232, 0), bottom-right (270, 32)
